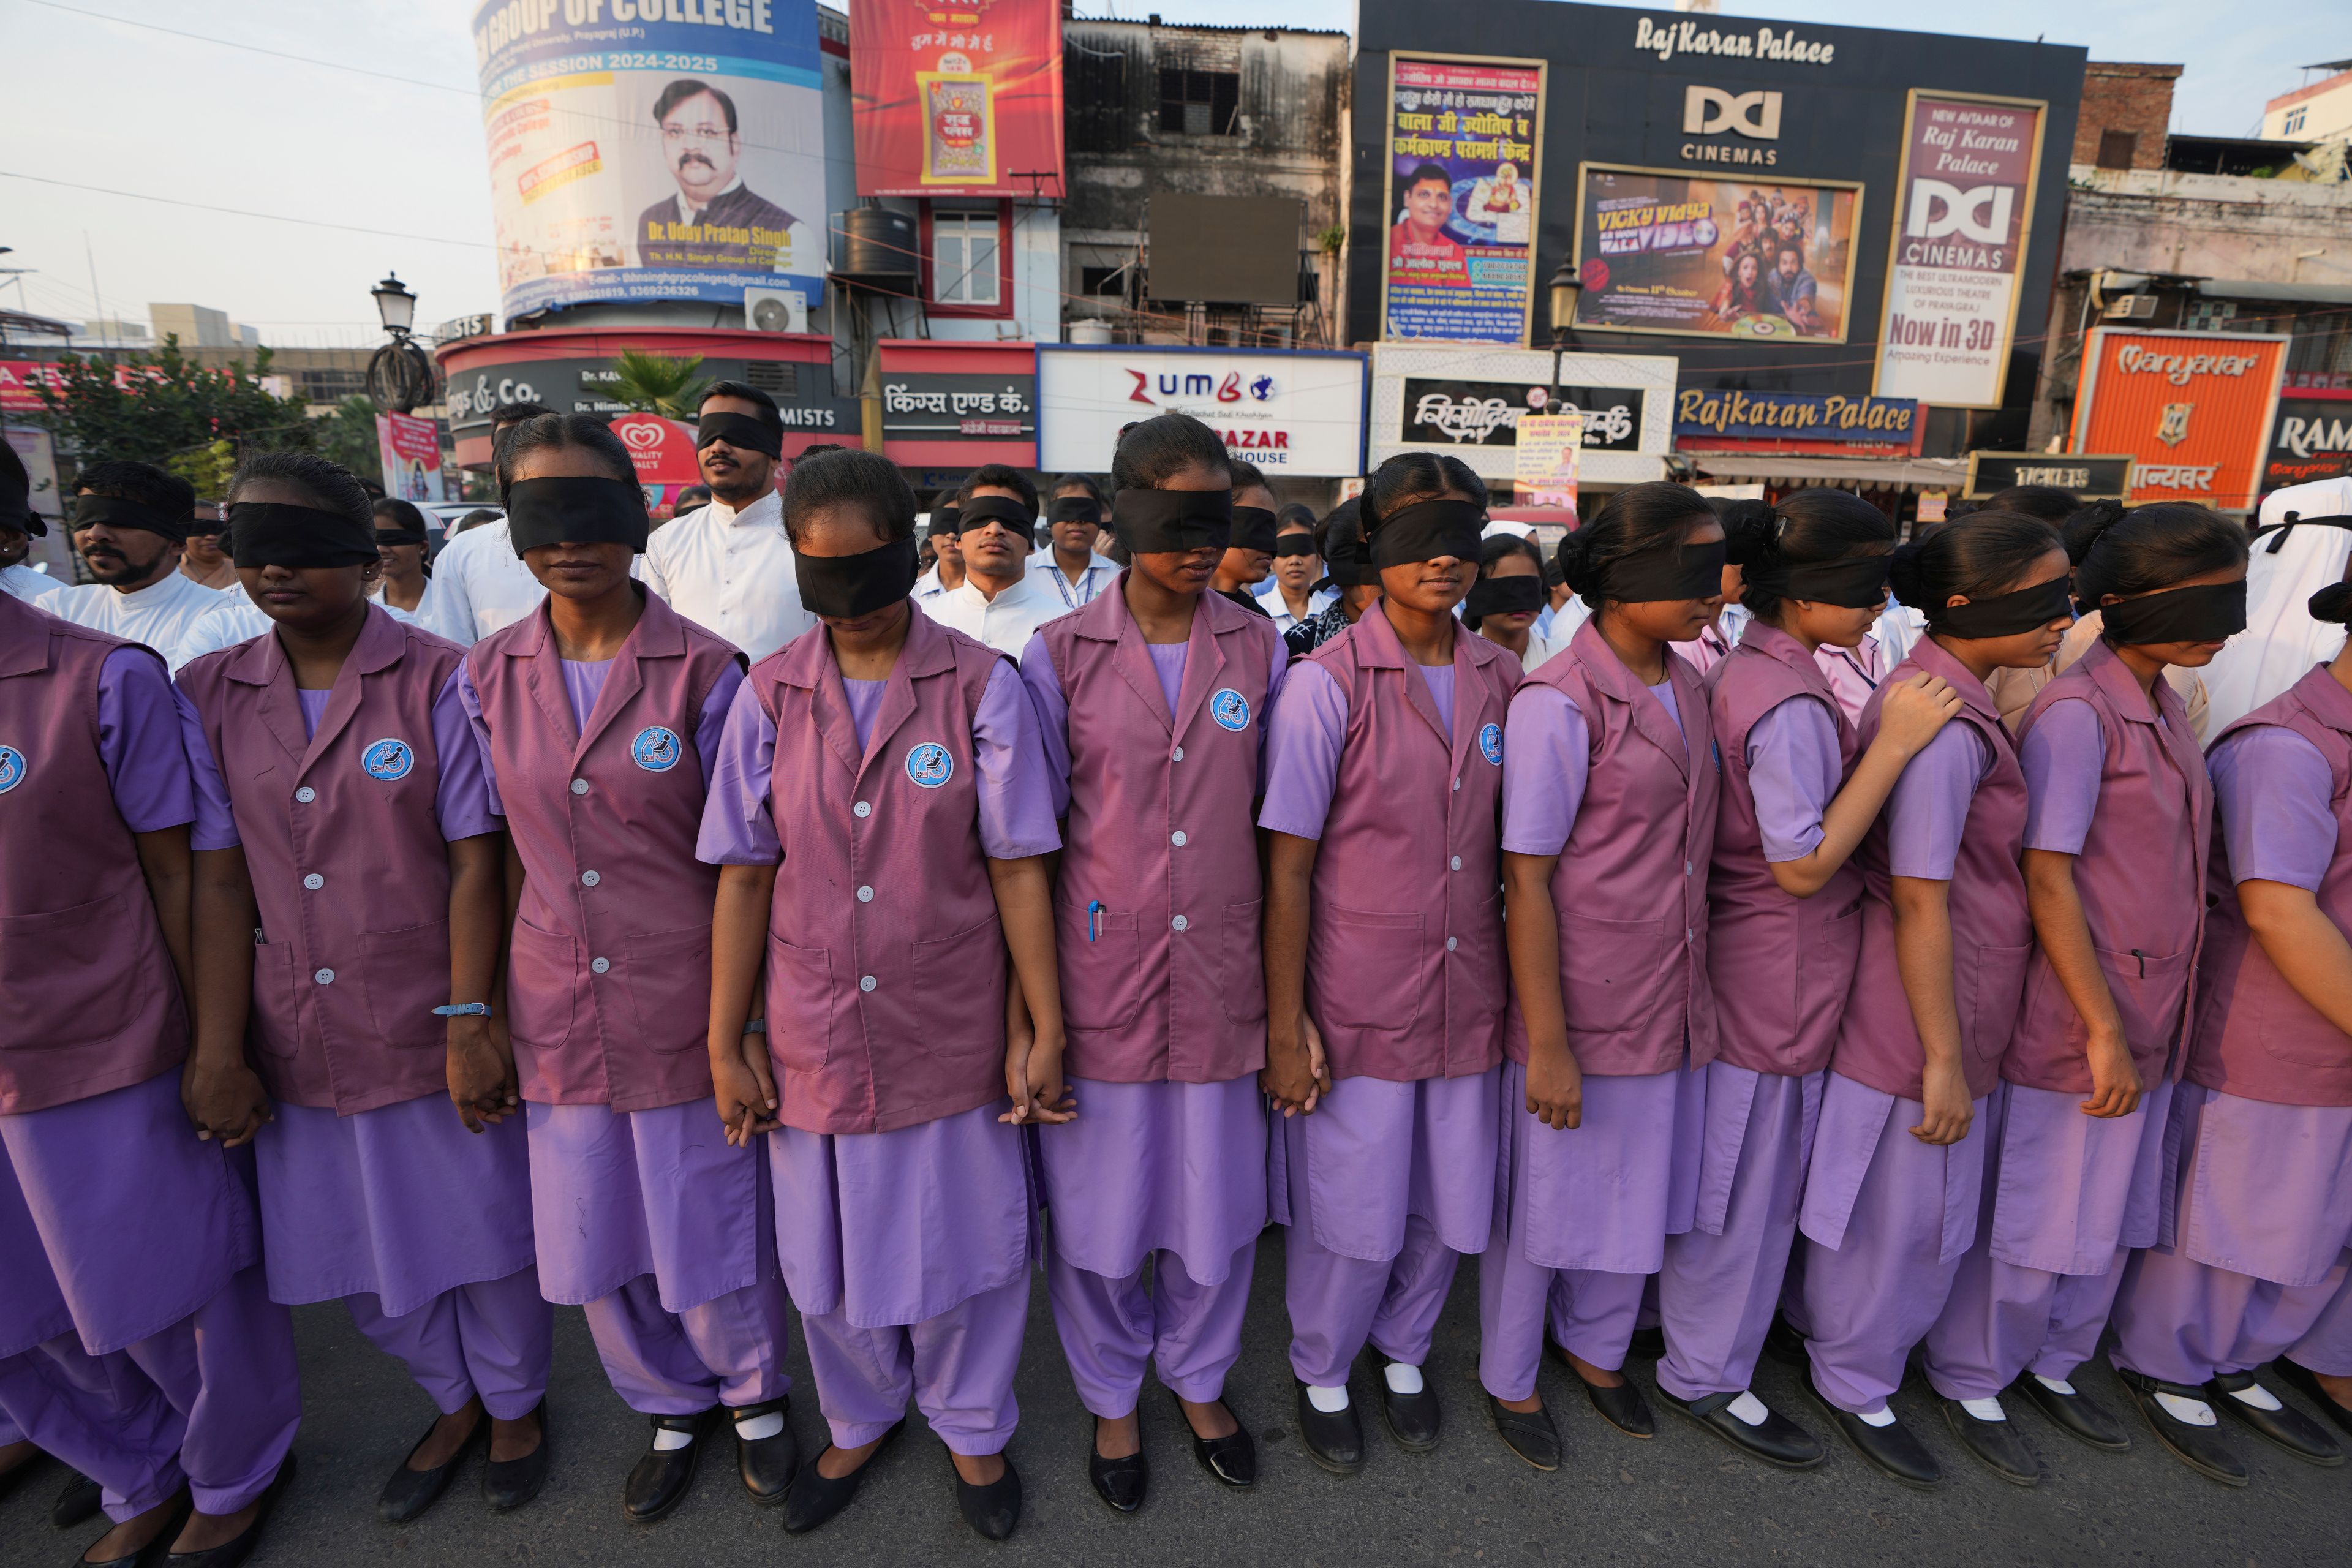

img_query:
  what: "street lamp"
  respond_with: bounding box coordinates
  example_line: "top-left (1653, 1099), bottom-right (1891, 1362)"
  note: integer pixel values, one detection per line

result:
top-left (366, 272), bottom-right (434, 414)
top-left (372, 273), bottom-right (418, 337)
top-left (1547, 257), bottom-right (1583, 346)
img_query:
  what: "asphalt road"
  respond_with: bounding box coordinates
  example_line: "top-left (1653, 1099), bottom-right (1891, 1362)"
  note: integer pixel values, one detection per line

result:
top-left (6, 1229), bottom-right (2348, 1567)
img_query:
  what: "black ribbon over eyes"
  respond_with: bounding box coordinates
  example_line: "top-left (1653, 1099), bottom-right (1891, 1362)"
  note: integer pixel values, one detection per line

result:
top-left (1273, 533), bottom-right (1319, 559)
top-left (1318, 524), bottom-right (1376, 590)
top-left (1928, 573), bottom-right (2074, 639)
top-left (1114, 488), bottom-right (1233, 554)
top-left (927, 503), bottom-right (962, 538)
top-left (505, 477), bottom-right (650, 556)
top-left (796, 535), bottom-right (919, 620)
top-left (374, 525), bottom-right (427, 549)
top-left (2099, 578), bottom-right (2248, 646)
top-left (956, 496), bottom-right (1035, 539)
top-left (694, 410), bottom-right (783, 458)
top-left (1596, 537), bottom-right (1728, 604)
top-left (71, 493), bottom-right (187, 544)
top-left (229, 502), bottom-right (381, 570)
top-left (1368, 499), bottom-right (1485, 568)
top-left (1745, 552), bottom-right (1891, 611)
top-left (1464, 573), bottom-right (1545, 625)
top-left (1230, 505), bottom-right (1280, 557)
top-left (1047, 495), bottom-right (1104, 527)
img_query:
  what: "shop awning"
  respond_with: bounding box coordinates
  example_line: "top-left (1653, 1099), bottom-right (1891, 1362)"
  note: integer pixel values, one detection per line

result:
top-left (1687, 453), bottom-right (1970, 490)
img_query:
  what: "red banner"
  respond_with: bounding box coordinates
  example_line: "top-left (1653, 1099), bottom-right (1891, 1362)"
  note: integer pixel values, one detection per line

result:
top-left (850, 0), bottom-right (1064, 198)
top-left (611, 413), bottom-right (704, 487)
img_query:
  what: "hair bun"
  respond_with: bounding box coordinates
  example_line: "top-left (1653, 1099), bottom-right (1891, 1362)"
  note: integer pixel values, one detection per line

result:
top-left (2310, 582), bottom-right (2352, 625)
top-left (1555, 526), bottom-right (1598, 595)
top-left (2059, 497), bottom-right (2128, 564)
top-left (1721, 497), bottom-right (1776, 567)
top-left (1886, 541), bottom-right (1930, 610)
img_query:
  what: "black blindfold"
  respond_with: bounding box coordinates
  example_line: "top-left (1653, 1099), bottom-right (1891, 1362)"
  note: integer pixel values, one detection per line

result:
top-left (228, 502), bottom-right (382, 570)
top-left (927, 503), bottom-right (962, 538)
top-left (1368, 499), bottom-right (1485, 569)
top-left (1047, 496), bottom-right (1104, 528)
top-left (1928, 573), bottom-right (2074, 639)
top-left (694, 410), bottom-right (783, 458)
top-left (1229, 506), bottom-right (1280, 557)
top-left (957, 495), bottom-right (1036, 537)
top-left (796, 535), bottom-right (919, 620)
top-left (71, 493), bottom-right (187, 545)
top-left (1464, 573), bottom-right (1545, 625)
top-left (374, 525), bottom-right (428, 549)
top-left (505, 477), bottom-right (650, 556)
top-left (2098, 578), bottom-right (2247, 646)
top-left (1596, 537), bottom-right (1728, 605)
top-left (1115, 488), bottom-right (1232, 555)
top-left (1746, 552), bottom-right (1891, 611)
top-left (1318, 526), bottom-right (1376, 590)
top-left (1273, 533), bottom-right (1318, 559)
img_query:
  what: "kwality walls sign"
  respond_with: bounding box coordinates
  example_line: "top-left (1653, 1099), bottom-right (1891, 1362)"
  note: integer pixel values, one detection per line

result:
top-left (1036, 347), bottom-right (1370, 477)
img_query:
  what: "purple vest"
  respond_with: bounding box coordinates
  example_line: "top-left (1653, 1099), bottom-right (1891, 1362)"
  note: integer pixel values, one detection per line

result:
top-left (1703, 622), bottom-right (1860, 1079)
top-left (2188, 664), bottom-right (2352, 1107)
top-left (1833, 636), bottom-right (2032, 1102)
top-left (1300, 608), bottom-right (1517, 1083)
top-left (1507, 619), bottom-right (1721, 1076)
top-left (468, 592), bottom-right (740, 1111)
top-left (755, 609), bottom-right (1011, 1134)
top-left (179, 608), bottom-right (463, 1113)
top-left (2007, 638), bottom-right (2209, 1093)
top-left (1037, 581), bottom-right (1274, 1084)
top-left (0, 597), bottom-right (184, 1114)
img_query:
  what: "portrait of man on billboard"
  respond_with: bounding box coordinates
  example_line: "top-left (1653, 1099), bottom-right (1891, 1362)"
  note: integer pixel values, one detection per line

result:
top-left (636, 77), bottom-right (797, 267)
top-left (1389, 161), bottom-right (1467, 281)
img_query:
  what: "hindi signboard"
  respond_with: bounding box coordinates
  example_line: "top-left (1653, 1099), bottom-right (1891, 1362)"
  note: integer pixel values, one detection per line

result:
top-left (850, 0), bottom-right (1065, 197)
top-left (2070, 328), bottom-right (2290, 510)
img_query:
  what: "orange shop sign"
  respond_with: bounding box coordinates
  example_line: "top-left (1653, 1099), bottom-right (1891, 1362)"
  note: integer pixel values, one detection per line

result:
top-left (2070, 327), bottom-right (2288, 510)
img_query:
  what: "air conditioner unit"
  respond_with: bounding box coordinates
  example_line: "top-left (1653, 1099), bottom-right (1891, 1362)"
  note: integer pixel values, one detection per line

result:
top-left (2101, 293), bottom-right (2158, 322)
top-left (744, 287), bottom-right (808, 334)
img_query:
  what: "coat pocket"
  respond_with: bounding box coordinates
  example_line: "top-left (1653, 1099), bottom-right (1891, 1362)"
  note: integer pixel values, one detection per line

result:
top-left (1221, 899), bottom-right (1269, 1027)
top-left (764, 934), bottom-right (834, 1074)
top-left (505, 916), bottom-right (579, 1049)
top-left (0, 883), bottom-right (157, 1052)
top-left (625, 924), bottom-right (717, 1054)
top-left (360, 921), bottom-right (453, 1052)
top-left (1559, 911), bottom-right (1673, 1036)
top-left (1057, 901), bottom-right (1142, 1032)
top-left (1964, 941), bottom-right (2034, 1075)
top-left (1311, 906), bottom-right (1425, 1033)
top-left (248, 938), bottom-right (303, 1059)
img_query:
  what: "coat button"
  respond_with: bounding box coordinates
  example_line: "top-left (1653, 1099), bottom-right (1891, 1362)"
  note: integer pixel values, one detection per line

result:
top-left (1445, 936), bottom-right (1458, 951)
top-left (303, 873), bottom-right (324, 890)
top-left (581, 870), bottom-right (600, 887)
top-left (1686, 928), bottom-right (1695, 943)
top-left (1452, 777), bottom-right (1461, 791)
top-left (591, 957), bottom-right (611, 974)
top-left (1449, 856), bottom-right (1461, 871)
top-left (294, 786), bottom-right (316, 804)
top-left (1171, 914), bottom-right (1188, 932)
top-left (313, 968), bottom-right (334, 985)
top-left (1171, 746), bottom-right (1184, 763)
top-left (857, 886), bottom-right (873, 902)
top-left (1685, 860), bottom-right (1694, 876)
top-left (571, 778), bottom-right (589, 796)
top-left (1170, 831), bottom-right (1186, 847)
top-left (859, 974), bottom-right (877, 992)
top-left (854, 801), bottom-right (872, 818)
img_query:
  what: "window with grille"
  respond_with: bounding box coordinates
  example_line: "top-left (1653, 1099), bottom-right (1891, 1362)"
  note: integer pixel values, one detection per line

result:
top-left (1067, 42), bottom-right (1130, 153)
top-left (2283, 106), bottom-right (2307, 136)
top-left (932, 211), bottom-right (1001, 306)
top-left (2095, 129), bottom-right (2138, 170)
top-left (1158, 69), bottom-right (1239, 136)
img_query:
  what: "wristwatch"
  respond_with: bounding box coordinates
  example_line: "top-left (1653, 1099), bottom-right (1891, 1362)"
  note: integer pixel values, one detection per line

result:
top-left (432, 1003), bottom-right (494, 1019)
top-left (742, 1019), bottom-right (767, 1035)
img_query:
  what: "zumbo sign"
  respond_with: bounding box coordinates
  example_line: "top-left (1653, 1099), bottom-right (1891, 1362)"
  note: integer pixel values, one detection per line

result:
top-left (1675, 388), bottom-right (1917, 442)
top-left (1038, 348), bottom-right (1368, 477)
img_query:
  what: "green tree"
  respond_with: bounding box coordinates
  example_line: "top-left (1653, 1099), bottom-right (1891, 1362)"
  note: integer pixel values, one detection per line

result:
top-left (312, 395), bottom-right (386, 488)
top-left (608, 349), bottom-right (711, 417)
top-left (31, 337), bottom-right (315, 483)
top-left (166, 439), bottom-right (238, 500)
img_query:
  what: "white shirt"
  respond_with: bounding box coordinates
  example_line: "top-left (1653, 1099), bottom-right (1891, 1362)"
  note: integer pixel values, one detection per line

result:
top-left (914, 564), bottom-right (955, 601)
top-left (175, 595), bottom-right (418, 668)
top-left (641, 489), bottom-right (812, 662)
top-left (0, 563), bottom-right (59, 605)
top-left (921, 569), bottom-right (1071, 657)
top-left (1253, 578), bottom-right (1336, 636)
top-left (417, 518), bottom-right (547, 647)
top-left (1027, 551), bottom-right (1120, 609)
top-left (48, 571), bottom-right (225, 667)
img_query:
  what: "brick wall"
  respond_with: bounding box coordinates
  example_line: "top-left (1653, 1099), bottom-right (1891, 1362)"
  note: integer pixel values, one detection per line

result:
top-left (2075, 62), bottom-right (2180, 170)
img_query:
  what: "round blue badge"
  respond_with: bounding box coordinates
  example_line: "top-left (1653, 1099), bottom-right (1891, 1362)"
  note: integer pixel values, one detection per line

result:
top-left (360, 737), bottom-right (415, 782)
top-left (631, 726), bottom-right (682, 772)
top-left (1479, 723), bottom-right (1503, 766)
top-left (906, 742), bottom-right (954, 788)
top-left (0, 746), bottom-right (24, 794)
top-left (1210, 688), bottom-right (1251, 732)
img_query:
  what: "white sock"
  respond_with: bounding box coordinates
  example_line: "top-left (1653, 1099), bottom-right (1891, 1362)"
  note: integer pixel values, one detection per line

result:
top-left (1856, 1404), bottom-right (1897, 1428)
top-left (1725, 1391), bottom-right (1770, 1427)
top-left (735, 1411), bottom-right (785, 1442)
top-left (1382, 1361), bottom-right (1425, 1396)
top-left (1959, 1396), bottom-right (2007, 1422)
top-left (2226, 1381), bottom-right (2285, 1412)
top-left (2032, 1374), bottom-right (2078, 1397)
top-left (2154, 1392), bottom-right (2217, 1427)
top-left (1306, 1383), bottom-right (1351, 1414)
top-left (652, 1426), bottom-right (696, 1452)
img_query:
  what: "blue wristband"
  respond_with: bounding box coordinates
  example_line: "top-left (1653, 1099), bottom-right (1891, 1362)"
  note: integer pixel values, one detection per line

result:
top-left (432, 1003), bottom-right (492, 1019)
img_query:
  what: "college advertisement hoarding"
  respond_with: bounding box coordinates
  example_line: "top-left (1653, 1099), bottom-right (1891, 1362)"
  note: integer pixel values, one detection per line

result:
top-left (1872, 92), bottom-right (2045, 409)
top-left (470, 0), bottom-right (827, 318)
top-left (1573, 167), bottom-right (1862, 342)
top-left (1037, 348), bottom-right (1368, 477)
top-left (850, 0), bottom-right (1064, 197)
top-left (1380, 53), bottom-right (1547, 345)
top-left (2070, 329), bottom-right (2290, 511)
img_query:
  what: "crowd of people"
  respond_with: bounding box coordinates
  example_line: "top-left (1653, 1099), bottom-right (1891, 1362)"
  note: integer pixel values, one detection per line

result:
top-left (3, 393), bottom-right (2351, 1567)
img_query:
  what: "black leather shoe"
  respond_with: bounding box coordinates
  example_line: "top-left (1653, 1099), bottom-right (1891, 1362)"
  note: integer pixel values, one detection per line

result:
top-left (622, 1408), bottom-right (718, 1523)
top-left (2117, 1368), bottom-right (2247, 1487)
top-left (378, 1408), bottom-right (485, 1523)
top-left (2274, 1357), bottom-right (2352, 1438)
top-left (51, 1470), bottom-right (103, 1529)
top-left (2207, 1372), bottom-right (2345, 1465)
top-left (1484, 1395), bottom-right (1561, 1470)
top-left (162, 1452), bottom-right (295, 1568)
top-left (1372, 1355), bottom-right (1441, 1452)
top-left (1627, 1325), bottom-right (1666, 1360)
top-left (2010, 1376), bottom-right (2130, 1452)
top-left (1762, 1314), bottom-right (1809, 1368)
top-left (1659, 1388), bottom-right (1824, 1469)
top-left (781, 1420), bottom-right (902, 1536)
top-left (729, 1397), bottom-right (798, 1506)
top-left (1801, 1368), bottom-right (1939, 1488)
top-left (1087, 1412), bottom-right (1147, 1515)
top-left (483, 1400), bottom-right (551, 1512)
top-left (951, 1453), bottom-right (1022, 1541)
top-left (1940, 1398), bottom-right (2042, 1486)
top-left (1293, 1380), bottom-right (1364, 1475)
top-left (1175, 1393), bottom-right (1255, 1489)
top-left (1575, 1371), bottom-right (1654, 1439)
top-left (75, 1493), bottom-right (189, 1568)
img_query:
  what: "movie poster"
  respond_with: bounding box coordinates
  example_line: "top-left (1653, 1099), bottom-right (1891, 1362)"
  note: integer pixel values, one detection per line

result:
top-left (852, 0), bottom-right (1064, 197)
top-left (470, 0), bottom-right (827, 318)
top-left (1572, 166), bottom-right (1863, 342)
top-left (1381, 53), bottom-right (1546, 345)
top-left (1874, 91), bottom-right (2045, 409)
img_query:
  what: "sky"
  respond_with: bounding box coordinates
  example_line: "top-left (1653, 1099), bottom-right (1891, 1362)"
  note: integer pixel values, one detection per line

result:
top-left (0, 0), bottom-right (2340, 349)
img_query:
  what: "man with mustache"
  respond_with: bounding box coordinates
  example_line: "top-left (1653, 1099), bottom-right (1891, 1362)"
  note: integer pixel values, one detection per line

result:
top-left (636, 79), bottom-right (798, 271)
top-left (48, 460), bottom-right (226, 668)
top-left (642, 382), bottom-right (813, 662)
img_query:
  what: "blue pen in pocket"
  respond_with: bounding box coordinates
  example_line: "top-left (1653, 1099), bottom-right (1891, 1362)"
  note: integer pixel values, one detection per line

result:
top-left (1087, 900), bottom-right (1104, 943)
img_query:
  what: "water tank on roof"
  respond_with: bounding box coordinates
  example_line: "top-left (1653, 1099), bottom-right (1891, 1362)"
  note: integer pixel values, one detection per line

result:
top-left (835, 207), bottom-right (919, 287)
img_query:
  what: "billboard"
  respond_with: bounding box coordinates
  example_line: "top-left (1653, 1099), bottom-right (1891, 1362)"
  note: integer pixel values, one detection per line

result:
top-left (1675, 387), bottom-right (1920, 446)
top-left (1872, 92), bottom-right (2045, 409)
top-left (1380, 53), bottom-right (1547, 345)
top-left (2263, 390), bottom-right (2352, 494)
top-left (851, 0), bottom-right (1064, 197)
top-left (1572, 166), bottom-right (1863, 341)
top-left (470, 0), bottom-right (827, 318)
top-left (375, 412), bottom-right (446, 503)
top-left (1038, 347), bottom-right (1368, 477)
top-left (2071, 328), bottom-right (2290, 511)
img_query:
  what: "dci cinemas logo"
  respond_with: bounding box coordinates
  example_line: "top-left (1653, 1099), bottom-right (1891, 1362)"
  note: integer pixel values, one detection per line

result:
top-left (1907, 180), bottom-right (2014, 243)
top-left (1683, 86), bottom-right (1782, 140)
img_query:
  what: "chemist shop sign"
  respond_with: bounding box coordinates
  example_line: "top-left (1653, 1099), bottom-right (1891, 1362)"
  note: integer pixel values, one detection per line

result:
top-left (2071, 328), bottom-right (2290, 510)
